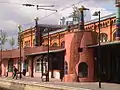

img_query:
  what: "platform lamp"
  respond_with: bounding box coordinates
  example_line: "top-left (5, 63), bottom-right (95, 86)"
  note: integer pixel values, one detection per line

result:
top-left (93, 11), bottom-right (101, 88)
top-left (46, 28), bottom-right (49, 82)
top-left (34, 17), bottom-right (39, 46)
top-left (78, 5), bottom-right (89, 30)
top-left (18, 25), bottom-right (22, 79)
top-left (0, 30), bottom-right (2, 76)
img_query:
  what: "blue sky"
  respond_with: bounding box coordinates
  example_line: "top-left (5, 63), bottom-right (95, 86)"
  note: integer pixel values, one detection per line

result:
top-left (0, 0), bottom-right (117, 50)
top-left (100, 1), bottom-right (116, 13)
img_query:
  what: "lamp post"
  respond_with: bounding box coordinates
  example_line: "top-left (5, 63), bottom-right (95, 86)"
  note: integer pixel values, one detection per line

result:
top-left (18, 25), bottom-right (22, 79)
top-left (24, 3), bottom-right (56, 82)
top-left (93, 11), bottom-right (101, 88)
top-left (34, 17), bottom-right (39, 46)
top-left (46, 28), bottom-right (49, 82)
top-left (78, 5), bottom-right (89, 30)
top-left (0, 30), bottom-right (2, 76)
top-left (34, 17), bottom-right (43, 46)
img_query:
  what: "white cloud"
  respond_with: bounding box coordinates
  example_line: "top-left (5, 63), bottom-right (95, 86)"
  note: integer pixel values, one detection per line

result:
top-left (0, 0), bottom-right (115, 49)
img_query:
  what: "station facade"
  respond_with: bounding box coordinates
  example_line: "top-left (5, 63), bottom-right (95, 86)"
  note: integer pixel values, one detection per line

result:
top-left (1, 13), bottom-right (120, 83)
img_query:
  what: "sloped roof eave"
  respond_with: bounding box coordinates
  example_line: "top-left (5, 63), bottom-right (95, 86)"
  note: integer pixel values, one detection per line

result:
top-left (87, 41), bottom-right (120, 48)
top-left (26, 48), bottom-right (65, 56)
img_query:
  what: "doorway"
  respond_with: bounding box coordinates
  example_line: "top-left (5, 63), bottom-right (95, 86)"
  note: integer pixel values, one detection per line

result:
top-left (94, 45), bottom-right (120, 83)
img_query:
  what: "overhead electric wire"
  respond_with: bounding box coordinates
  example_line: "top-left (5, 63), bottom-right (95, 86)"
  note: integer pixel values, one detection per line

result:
top-left (38, 0), bottom-right (85, 21)
top-left (0, 1), bottom-right (23, 5)
top-left (0, 0), bottom-right (115, 29)
top-left (21, 0), bottom-right (86, 28)
top-left (0, 0), bottom-right (55, 7)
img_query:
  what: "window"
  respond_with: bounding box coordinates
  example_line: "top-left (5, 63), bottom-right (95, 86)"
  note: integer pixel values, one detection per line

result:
top-left (78, 62), bottom-right (88, 78)
top-left (94, 25), bottom-right (97, 30)
top-left (64, 61), bottom-right (68, 75)
top-left (8, 59), bottom-right (13, 72)
top-left (103, 23), bottom-right (105, 27)
top-left (35, 59), bottom-right (42, 72)
top-left (113, 32), bottom-right (116, 41)
top-left (25, 40), bottom-right (30, 47)
top-left (52, 43), bottom-right (58, 47)
top-left (61, 41), bottom-right (65, 48)
top-left (114, 20), bottom-right (116, 24)
top-left (33, 39), bottom-right (36, 46)
top-left (100, 33), bottom-right (108, 42)
top-left (105, 22), bottom-right (108, 27)
top-left (98, 24), bottom-right (102, 28)
top-left (78, 48), bottom-right (83, 52)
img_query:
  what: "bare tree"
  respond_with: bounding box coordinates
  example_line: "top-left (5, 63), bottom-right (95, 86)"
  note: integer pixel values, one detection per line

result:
top-left (0, 30), bottom-right (7, 50)
top-left (9, 36), bottom-right (15, 50)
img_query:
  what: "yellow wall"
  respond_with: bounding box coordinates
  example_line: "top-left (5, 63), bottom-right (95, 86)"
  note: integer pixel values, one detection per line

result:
top-left (21, 17), bottom-right (117, 48)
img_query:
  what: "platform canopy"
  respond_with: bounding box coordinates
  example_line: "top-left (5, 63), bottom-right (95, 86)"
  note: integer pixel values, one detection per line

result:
top-left (87, 41), bottom-right (120, 48)
top-left (26, 48), bottom-right (65, 56)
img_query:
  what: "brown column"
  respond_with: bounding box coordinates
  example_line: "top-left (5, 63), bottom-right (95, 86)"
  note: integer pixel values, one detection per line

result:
top-left (31, 56), bottom-right (34, 77)
top-left (110, 18), bottom-right (112, 41)
top-left (31, 28), bottom-right (33, 47)
top-left (58, 33), bottom-right (60, 46)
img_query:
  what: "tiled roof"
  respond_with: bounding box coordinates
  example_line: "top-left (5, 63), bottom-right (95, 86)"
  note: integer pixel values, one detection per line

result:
top-left (43, 28), bottom-right (67, 36)
top-left (38, 24), bottom-right (66, 28)
top-left (85, 13), bottom-right (116, 25)
top-left (42, 13), bottom-right (116, 36)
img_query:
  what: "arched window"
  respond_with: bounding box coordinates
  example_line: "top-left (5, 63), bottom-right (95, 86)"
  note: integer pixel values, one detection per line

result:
top-left (100, 33), bottom-right (108, 42)
top-left (94, 25), bottom-right (97, 30)
top-left (35, 59), bottom-right (42, 72)
top-left (61, 41), bottom-right (65, 48)
top-left (64, 61), bottom-right (68, 75)
top-left (8, 59), bottom-right (13, 72)
top-left (105, 22), bottom-right (108, 27)
top-left (52, 43), bottom-right (58, 47)
top-left (33, 39), bottom-right (36, 46)
top-left (114, 20), bottom-right (116, 24)
top-left (113, 31), bottom-right (116, 41)
top-left (103, 22), bottom-right (105, 27)
top-left (78, 62), bottom-right (88, 78)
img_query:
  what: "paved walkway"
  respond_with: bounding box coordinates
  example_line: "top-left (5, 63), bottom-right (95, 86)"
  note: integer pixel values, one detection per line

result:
top-left (1, 76), bottom-right (120, 90)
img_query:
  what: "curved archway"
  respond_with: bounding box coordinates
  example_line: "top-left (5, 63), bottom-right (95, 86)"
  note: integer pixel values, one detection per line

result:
top-left (100, 33), bottom-right (108, 42)
top-left (52, 42), bottom-right (58, 47)
top-left (35, 56), bottom-right (43, 72)
top-left (78, 62), bottom-right (88, 78)
top-left (35, 57), bottom-right (43, 72)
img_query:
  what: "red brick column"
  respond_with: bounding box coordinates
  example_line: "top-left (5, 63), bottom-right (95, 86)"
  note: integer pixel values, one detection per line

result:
top-left (64, 31), bottom-right (97, 82)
